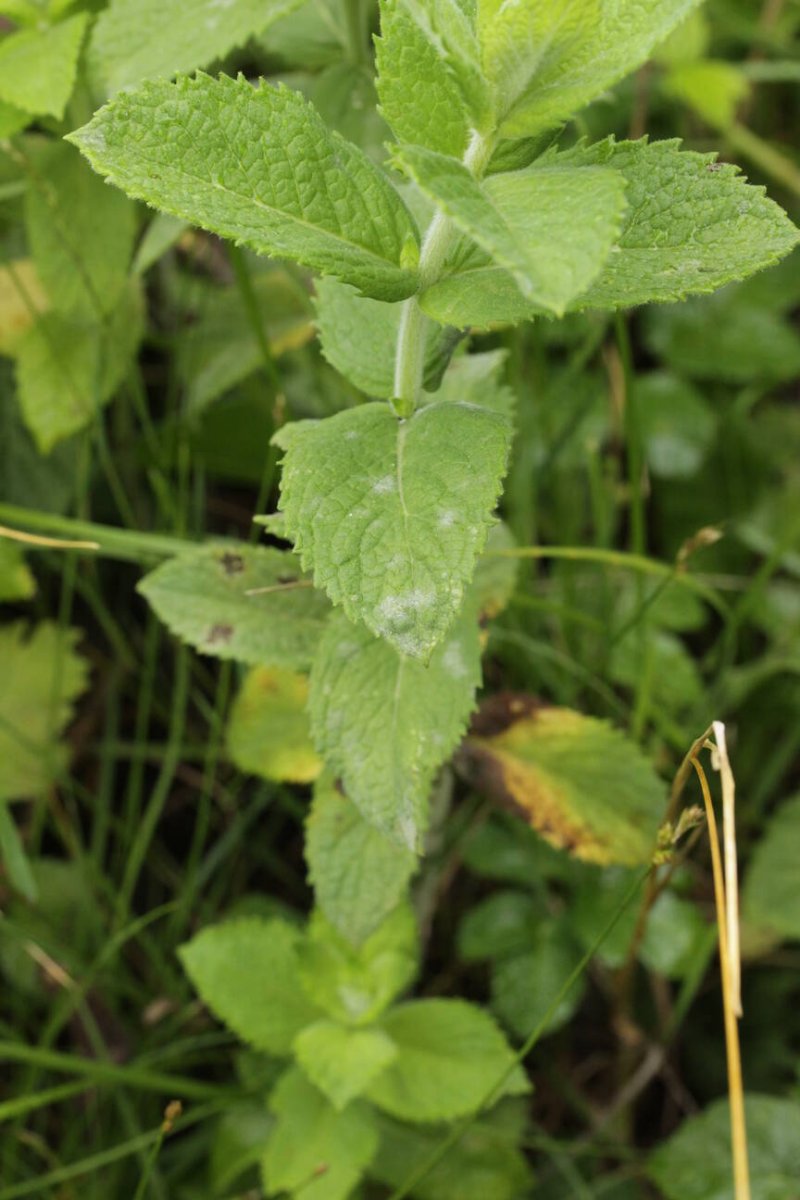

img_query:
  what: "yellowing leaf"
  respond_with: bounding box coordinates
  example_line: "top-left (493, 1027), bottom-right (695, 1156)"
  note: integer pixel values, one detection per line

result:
top-left (227, 667), bottom-right (321, 784)
top-left (459, 696), bottom-right (666, 865)
top-left (0, 260), bottom-right (50, 356)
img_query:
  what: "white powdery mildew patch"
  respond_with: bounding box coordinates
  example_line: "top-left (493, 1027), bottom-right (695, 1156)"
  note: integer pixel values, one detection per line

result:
top-left (441, 640), bottom-right (469, 680)
top-left (438, 509), bottom-right (457, 528)
top-left (372, 474), bottom-right (396, 494)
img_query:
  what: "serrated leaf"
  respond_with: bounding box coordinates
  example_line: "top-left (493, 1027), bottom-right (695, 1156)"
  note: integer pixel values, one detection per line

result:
top-left (314, 278), bottom-right (457, 399)
top-left (376, 0), bottom-right (479, 157)
top-left (264, 1067), bottom-right (379, 1200)
top-left (293, 1020), bottom-right (398, 1110)
top-left (179, 917), bottom-right (321, 1054)
top-left (0, 542), bottom-right (35, 603)
top-left (309, 604), bottom-right (481, 848)
top-left (459, 695), bottom-right (666, 865)
top-left (14, 283), bottom-right (144, 453)
top-left (421, 138), bottom-right (800, 325)
top-left (479, 0), bottom-right (702, 138)
top-left (648, 1094), bottom-right (800, 1200)
top-left (68, 74), bottom-right (419, 303)
top-left (396, 146), bottom-right (626, 316)
top-left (24, 143), bottom-right (136, 320)
top-left (368, 999), bottom-right (529, 1122)
top-left (742, 794), bottom-right (800, 944)
top-left (89, 0), bottom-right (304, 95)
top-left (0, 13), bottom-right (88, 118)
top-left (274, 400), bottom-right (510, 658)
top-left (227, 667), bottom-right (321, 784)
top-left (137, 544), bottom-right (330, 669)
top-left (306, 775), bottom-right (417, 946)
top-left (299, 906), bottom-right (418, 1026)
top-left (0, 622), bottom-right (89, 802)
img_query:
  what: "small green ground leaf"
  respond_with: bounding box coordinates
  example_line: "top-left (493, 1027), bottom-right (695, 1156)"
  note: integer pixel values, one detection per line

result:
top-left (138, 543), bottom-right (330, 668)
top-left (299, 906), bottom-right (418, 1027)
top-left (0, 13), bottom-right (88, 118)
top-left (396, 146), bottom-right (626, 315)
top-left (490, 920), bottom-right (585, 1040)
top-left (0, 803), bottom-right (37, 901)
top-left (742, 794), bottom-right (800, 944)
top-left (421, 138), bottom-right (800, 325)
top-left (309, 605), bottom-right (482, 849)
top-left (179, 916), bottom-right (320, 1054)
top-left (314, 278), bottom-right (455, 400)
top-left (306, 776), bottom-right (417, 946)
top-left (14, 283), bottom-right (144, 452)
top-left (460, 696), bottom-right (666, 865)
top-left (648, 1094), bottom-right (800, 1200)
top-left (0, 541), bottom-right (35, 602)
top-left (0, 259), bottom-right (50, 356)
top-left (294, 1020), bottom-right (398, 1110)
top-left (264, 1067), bottom-right (379, 1200)
top-left (274, 401), bottom-right (510, 659)
top-left (227, 666), bottom-right (321, 784)
top-left (0, 622), bottom-right (89, 802)
top-left (635, 371), bottom-right (716, 479)
top-left (368, 999), bottom-right (529, 1122)
top-left (25, 143), bottom-right (136, 320)
top-left (89, 0), bottom-right (304, 94)
top-left (68, 74), bottom-right (419, 302)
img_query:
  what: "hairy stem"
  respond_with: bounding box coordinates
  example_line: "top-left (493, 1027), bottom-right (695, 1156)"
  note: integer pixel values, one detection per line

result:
top-left (392, 129), bottom-right (494, 415)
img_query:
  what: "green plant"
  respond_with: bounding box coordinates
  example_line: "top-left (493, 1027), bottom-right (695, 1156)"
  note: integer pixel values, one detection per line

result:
top-left (2, 0), bottom-right (800, 1196)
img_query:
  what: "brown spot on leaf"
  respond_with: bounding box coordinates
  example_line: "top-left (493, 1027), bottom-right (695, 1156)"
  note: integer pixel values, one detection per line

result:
top-left (469, 692), bottom-right (544, 738)
top-left (277, 572), bottom-right (298, 584)
top-left (206, 622), bottom-right (234, 645)
top-left (218, 551), bottom-right (245, 575)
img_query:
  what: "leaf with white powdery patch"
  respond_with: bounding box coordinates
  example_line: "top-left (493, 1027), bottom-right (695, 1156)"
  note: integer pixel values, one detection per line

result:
top-left (68, 74), bottom-right (419, 302)
top-left (309, 604), bottom-right (482, 849)
top-left (306, 776), bottom-right (416, 946)
top-left (138, 543), bottom-right (330, 668)
top-left (273, 401), bottom-right (510, 659)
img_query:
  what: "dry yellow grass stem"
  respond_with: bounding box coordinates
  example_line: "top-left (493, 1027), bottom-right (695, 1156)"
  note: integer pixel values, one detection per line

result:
top-left (0, 524), bottom-right (100, 551)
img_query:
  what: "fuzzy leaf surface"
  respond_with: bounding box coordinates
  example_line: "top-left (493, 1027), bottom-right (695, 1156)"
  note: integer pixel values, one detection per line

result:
top-left (68, 74), bottom-right (419, 302)
top-left (0, 14), bottom-right (88, 118)
top-left (396, 145), bottom-right (626, 315)
top-left (293, 1020), bottom-right (398, 1110)
top-left (306, 776), bottom-right (416, 946)
top-left (368, 999), bottom-right (529, 1122)
top-left (421, 138), bottom-right (800, 325)
top-left (264, 1068), bottom-right (378, 1200)
top-left (309, 605), bottom-right (481, 848)
top-left (89, 0), bottom-right (304, 94)
top-left (479, 0), bottom-right (702, 138)
top-left (460, 698), bottom-right (666, 865)
top-left (274, 401), bottom-right (510, 658)
top-left (179, 917), bottom-right (320, 1054)
top-left (0, 623), bottom-right (88, 803)
top-left (138, 544), bottom-right (330, 668)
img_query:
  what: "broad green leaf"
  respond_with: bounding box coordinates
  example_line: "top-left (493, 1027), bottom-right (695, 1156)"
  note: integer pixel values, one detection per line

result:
top-left (307, 63), bottom-right (389, 163)
top-left (309, 605), bottom-right (482, 849)
top-left (210, 1106), bottom-right (274, 1195)
top-left (14, 283), bottom-right (144, 452)
top-left (264, 1067), bottom-right (379, 1200)
top-left (0, 259), bottom-right (51, 356)
top-left (370, 1105), bottom-right (532, 1200)
top-left (473, 521), bottom-right (519, 617)
top-left (421, 138), bottom-right (800, 325)
top-left (0, 541), bottom-right (35, 603)
top-left (463, 813), bottom-right (574, 887)
top-left (306, 776), bottom-right (417, 946)
top-left (138, 544), bottom-right (330, 669)
top-left (648, 1094), bottom-right (800, 1200)
top-left (0, 622), bottom-right (89, 802)
top-left (177, 268), bottom-right (313, 413)
top-left (293, 1019), bottom-right (398, 1110)
top-left (0, 370), bottom-right (85, 514)
top-left (0, 13), bottom-right (88, 118)
top-left (25, 143), bottom-right (136, 320)
top-left (89, 0), bottom-right (305, 95)
top-left (368, 999), bottom-right (529, 1121)
top-left (68, 74), bottom-right (420, 303)
top-left (0, 98), bottom-right (28, 137)
top-left (179, 917), bottom-right (320, 1054)
top-left (635, 372), bottom-right (716, 479)
top-left (314, 278), bottom-right (457, 400)
top-left (273, 401), bottom-right (510, 658)
top-left (428, 350), bottom-right (515, 423)
top-left (569, 866), bottom-right (641, 968)
top-left (458, 890), bottom-right (540, 962)
top-left (490, 920), bottom-right (585, 1039)
top-left (227, 667), bottom-right (321, 784)
top-left (299, 907), bottom-right (418, 1026)
top-left (479, 0), bottom-right (703, 138)
top-left (396, 146), bottom-right (626, 316)
top-left (460, 696), bottom-right (666, 864)
top-left (376, 0), bottom-right (475, 157)
top-left (742, 794), bottom-right (800, 944)
top-left (639, 890), bottom-right (709, 978)
top-left (664, 59), bottom-right (749, 130)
